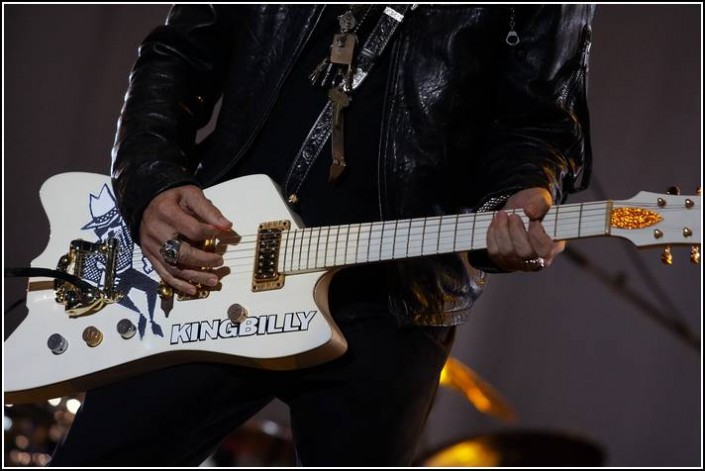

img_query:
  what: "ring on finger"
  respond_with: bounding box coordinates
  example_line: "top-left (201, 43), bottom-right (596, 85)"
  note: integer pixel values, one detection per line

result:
top-left (523, 256), bottom-right (545, 272)
top-left (160, 238), bottom-right (182, 266)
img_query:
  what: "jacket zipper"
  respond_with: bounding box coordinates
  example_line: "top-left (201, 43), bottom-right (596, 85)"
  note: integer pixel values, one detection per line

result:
top-left (558, 24), bottom-right (592, 105)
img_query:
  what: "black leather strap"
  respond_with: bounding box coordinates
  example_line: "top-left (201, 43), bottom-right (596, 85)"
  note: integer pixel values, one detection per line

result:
top-left (284, 5), bottom-right (414, 199)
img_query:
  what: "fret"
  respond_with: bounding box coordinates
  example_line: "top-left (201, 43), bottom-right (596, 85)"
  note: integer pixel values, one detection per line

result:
top-left (355, 223), bottom-right (362, 264)
top-left (436, 216), bottom-right (442, 254)
top-left (315, 227), bottom-right (322, 269)
top-left (366, 222), bottom-right (375, 263)
top-left (298, 228), bottom-right (305, 270)
top-left (451, 215), bottom-right (459, 252)
top-left (470, 212), bottom-right (478, 251)
top-left (577, 203), bottom-right (583, 238)
top-left (420, 217), bottom-right (427, 256)
top-left (378, 221), bottom-right (386, 261)
top-left (380, 221), bottom-right (396, 261)
top-left (553, 204), bottom-right (560, 239)
top-left (408, 218), bottom-right (425, 258)
top-left (343, 224), bottom-right (352, 265)
top-left (323, 227), bottom-right (331, 267)
top-left (279, 201), bottom-right (613, 272)
top-left (306, 227), bottom-right (314, 270)
top-left (332, 225), bottom-right (340, 267)
top-left (393, 219), bottom-right (410, 259)
top-left (281, 229), bottom-right (290, 272)
top-left (390, 220), bottom-right (400, 260)
top-left (290, 229), bottom-right (298, 271)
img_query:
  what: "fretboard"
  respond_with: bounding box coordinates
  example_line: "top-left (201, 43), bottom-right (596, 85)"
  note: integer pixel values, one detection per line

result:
top-left (279, 201), bottom-right (611, 273)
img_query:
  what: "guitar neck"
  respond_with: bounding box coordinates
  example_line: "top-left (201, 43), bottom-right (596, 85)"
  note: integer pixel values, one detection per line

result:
top-left (279, 201), bottom-right (611, 273)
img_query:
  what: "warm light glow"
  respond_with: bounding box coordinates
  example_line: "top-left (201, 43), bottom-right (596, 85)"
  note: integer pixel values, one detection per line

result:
top-left (423, 441), bottom-right (500, 467)
top-left (48, 398), bottom-right (62, 407)
top-left (439, 357), bottom-right (516, 422)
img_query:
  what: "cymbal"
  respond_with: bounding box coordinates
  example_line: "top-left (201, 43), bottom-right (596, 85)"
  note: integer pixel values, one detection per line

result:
top-left (439, 357), bottom-right (517, 422)
top-left (417, 430), bottom-right (605, 467)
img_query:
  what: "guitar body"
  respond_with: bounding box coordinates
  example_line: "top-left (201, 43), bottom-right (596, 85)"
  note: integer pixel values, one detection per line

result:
top-left (5, 173), bottom-right (346, 403)
top-left (6, 172), bottom-right (700, 404)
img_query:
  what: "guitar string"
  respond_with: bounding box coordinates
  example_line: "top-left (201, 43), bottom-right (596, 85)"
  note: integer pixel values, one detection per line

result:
top-left (117, 204), bottom-right (696, 277)
top-left (127, 212), bottom-right (695, 276)
top-left (125, 202), bottom-right (694, 266)
top-left (127, 205), bottom-right (611, 264)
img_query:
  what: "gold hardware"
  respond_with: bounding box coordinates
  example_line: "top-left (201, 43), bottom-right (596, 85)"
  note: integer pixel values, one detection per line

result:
top-left (287, 194), bottom-right (299, 205)
top-left (610, 207), bottom-right (663, 230)
top-left (55, 238), bottom-right (123, 317)
top-left (252, 220), bottom-right (290, 292)
top-left (685, 199), bottom-right (695, 208)
top-left (661, 246), bottom-right (673, 265)
top-left (653, 229), bottom-right (663, 239)
top-left (657, 198), bottom-right (666, 207)
top-left (690, 246), bottom-right (700, 264)
top-left (156, 237), bottom-right (219, 302)
top-left (158, 281), bottom-right (174, 300)
top-left (82, 326), bottom-right (103, 347)
top-left (667, 186), bottom-right (680, 195)
top-left (683, 227), bottom-right (693, 238)
top-left (227, 304), bottom-right (248, 323)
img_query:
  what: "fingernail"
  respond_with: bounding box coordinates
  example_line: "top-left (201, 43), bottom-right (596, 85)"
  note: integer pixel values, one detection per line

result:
top-left (215, 257), bottom-right (224, 267)
top-left (218, 217), bottom-right (232, 227)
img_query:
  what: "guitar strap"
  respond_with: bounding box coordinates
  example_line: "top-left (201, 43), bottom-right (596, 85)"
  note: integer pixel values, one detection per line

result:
top-left (283, 5), bottom-right (415, 204)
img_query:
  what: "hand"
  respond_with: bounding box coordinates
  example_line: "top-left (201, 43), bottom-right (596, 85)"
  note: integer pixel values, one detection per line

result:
top-left (486, 187), bottom-right (566, 272)
top-left (139, 185), bottom-right (232, 295)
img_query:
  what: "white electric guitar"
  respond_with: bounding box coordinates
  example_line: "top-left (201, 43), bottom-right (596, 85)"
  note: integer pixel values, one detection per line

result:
top-left (4, 173), bottom-right (701, 403)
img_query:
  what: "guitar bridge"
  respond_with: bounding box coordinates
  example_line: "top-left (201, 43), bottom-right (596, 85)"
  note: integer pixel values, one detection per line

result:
top-left (55, 238), bottom-right (123, 317)
top-left (252, 220), bottom-right (290, 292)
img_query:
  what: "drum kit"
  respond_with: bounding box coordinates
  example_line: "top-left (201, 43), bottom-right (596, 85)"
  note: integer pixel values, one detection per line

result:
top-left (212, 357), bottom-right (605, 467)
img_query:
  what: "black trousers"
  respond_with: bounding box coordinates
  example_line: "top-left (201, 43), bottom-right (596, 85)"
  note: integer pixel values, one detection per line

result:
top-left (49, 272), bottom-right (455, 466)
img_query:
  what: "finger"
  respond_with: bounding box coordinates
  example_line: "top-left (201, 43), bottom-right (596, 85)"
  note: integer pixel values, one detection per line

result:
top-left (168, 210), bottom-right (221, 242)
top-left (147, 253), bottom-right (199, 296)
top-left (528, 220), bottom-right (556, 259)
top-left (507, 213), bottom-right (534, 259)
top-left (487, 211), bottom-right (513, 269)
top-left (163, 264), bottom-right (220, 288)
top-left (182, 189), bottom-right (232, 230)
top-left (143, 196), bottom-right (216, 243)
top-left (177, 241), bottom-right (225, 269)
top-left (524, 192), bottom-right (551, 221)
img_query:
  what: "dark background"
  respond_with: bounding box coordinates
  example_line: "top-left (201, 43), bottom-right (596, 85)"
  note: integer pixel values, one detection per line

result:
top-left (4, 5), bottom-right (702, 466)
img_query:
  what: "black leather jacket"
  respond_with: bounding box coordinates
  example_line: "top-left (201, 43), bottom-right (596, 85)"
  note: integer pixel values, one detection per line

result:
top-left (112, 5), bottom-right (595, 326)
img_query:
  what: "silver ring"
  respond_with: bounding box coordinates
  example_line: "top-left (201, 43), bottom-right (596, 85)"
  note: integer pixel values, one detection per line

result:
top-left (160, 238), bottom-right (182, 266)
top-left (523, 257), bottom-right (545, 272)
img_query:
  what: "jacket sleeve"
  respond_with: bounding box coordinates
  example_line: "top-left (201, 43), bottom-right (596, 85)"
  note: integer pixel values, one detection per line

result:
top-left (467, 5), bottom-right (595, 273)
top-left (475, 5), bottom-right (595, 210)
top-left (111, 5), bottom-right (235, 242)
